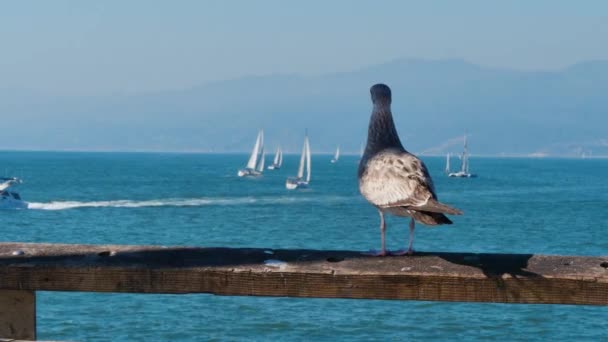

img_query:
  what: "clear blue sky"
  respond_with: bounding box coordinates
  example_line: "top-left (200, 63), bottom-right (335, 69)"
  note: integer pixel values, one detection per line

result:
top-left (1, 1), bottom-right (607, 95)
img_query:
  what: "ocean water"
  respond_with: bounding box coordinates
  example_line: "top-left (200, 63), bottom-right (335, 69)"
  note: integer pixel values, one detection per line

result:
top-left (1, 151), bottom-right (607, 341)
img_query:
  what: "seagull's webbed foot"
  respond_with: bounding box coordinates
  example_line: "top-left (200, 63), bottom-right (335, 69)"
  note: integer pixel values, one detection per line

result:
top-left (388, 249), bottom-right (415, 256)
top-left (362, 249), bottom-right (389, 257)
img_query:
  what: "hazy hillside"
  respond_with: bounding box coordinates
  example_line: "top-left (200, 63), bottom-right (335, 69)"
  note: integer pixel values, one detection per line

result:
top-left (2, 59), bottom-right (607, 155)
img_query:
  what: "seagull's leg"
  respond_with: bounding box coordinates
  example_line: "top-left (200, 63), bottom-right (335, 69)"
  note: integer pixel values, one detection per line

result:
top-left (391, 218), bottom-right (415, 256)
top-left (363, 210), bottom-right (388, 256)
top-left (379, 211), bottom-right (387, 255)
top-left (407, 218), bottom-right (416, 255)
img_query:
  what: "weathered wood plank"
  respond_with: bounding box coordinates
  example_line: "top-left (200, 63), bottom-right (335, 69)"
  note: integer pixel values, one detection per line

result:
top-left (0, 340), bottom-right (66, 342)
top-left (0, 340), bottom-right (67, 342)
top-left (0, 242), bottom-right (607, 305)
top-left (0, 290), bottom-right (36, 340)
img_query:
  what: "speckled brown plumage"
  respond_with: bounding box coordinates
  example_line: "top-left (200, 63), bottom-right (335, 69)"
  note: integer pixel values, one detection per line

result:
top-left (358, 84), bottom-right (462, 255)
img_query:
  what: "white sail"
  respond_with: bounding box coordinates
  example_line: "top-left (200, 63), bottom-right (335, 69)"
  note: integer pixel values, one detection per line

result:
top-left (285, 132), bottom-right (311, 190)
top-left (461, 135), bottom-right (469, 173)
top-left (460, 152), bottom-right (466, 173)
top-left (273, 147), bottom-right (281, 165)
top-left (305, 135), bottom-right (311, 183)
top-left (297, 138), bottom-right (306, 179)
top-left (332, 146), bottom-right (340, 162)
top-left (445, 153), bottom-right (451, 173)
top-left (448, 134), bottom-right (476, 178)
top-left (246, 130), bottom-right (263, 169)
top-left (256, 145), bottom-right (265, 172)
top-left (267, 146), bottom-right (282, 170)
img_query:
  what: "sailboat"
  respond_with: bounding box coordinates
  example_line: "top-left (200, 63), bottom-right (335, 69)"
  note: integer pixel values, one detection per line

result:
top-left (330, 146), bottom-right (340, 163)
top-left (357, 143), bottom-right (364, 163)
top-left (267, 146), bottom-right (283, 170)
top-left (448, 135), bottom-right (476, 178)
top-left (237, 130), bottom-right (265, 177)
top-left (444, 153), bottom-right (451, 174)
top-left (286, 132), bottom-right (311, 190)
top-left (0, 177), bottom-right (27, 209)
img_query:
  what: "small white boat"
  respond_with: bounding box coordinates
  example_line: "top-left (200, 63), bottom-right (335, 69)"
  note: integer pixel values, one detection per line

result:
top-left (286, 133), bottom-right (311, 190)
top-left (0, 177), bottom-right (27, 209)
top-left (267, 146), bottom-right (283, 170)
top-left (238, 130), bottom-right (265, 177)
top-left (330, 146), bottom-right (340, 163)
top-left (448, 135), bottom-right (477, 178)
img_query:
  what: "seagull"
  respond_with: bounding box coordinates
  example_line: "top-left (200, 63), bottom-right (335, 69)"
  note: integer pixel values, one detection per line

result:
top-left (358, 84), bottom-right (463, 256)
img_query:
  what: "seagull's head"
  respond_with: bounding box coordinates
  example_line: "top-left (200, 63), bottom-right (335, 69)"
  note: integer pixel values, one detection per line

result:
top-left (370, 83), bottom-right (392, 106)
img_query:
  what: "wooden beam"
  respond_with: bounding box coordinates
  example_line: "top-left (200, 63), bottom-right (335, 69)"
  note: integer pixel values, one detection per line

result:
top-left (0, 340), bottom-right (65, 342)
top-left (0, 290), bottom-right (36, 340)
top-left (0, 340), bottom-right (63, 342)
top-left (0, 242), bottom-right (607, 305)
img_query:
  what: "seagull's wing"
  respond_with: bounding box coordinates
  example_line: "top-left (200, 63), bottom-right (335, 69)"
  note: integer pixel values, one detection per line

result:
top-left (359, 150), bottom-right (462, 215)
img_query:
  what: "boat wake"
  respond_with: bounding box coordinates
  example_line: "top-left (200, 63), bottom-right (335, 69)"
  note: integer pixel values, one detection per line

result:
top-left (26, 195), bottom-right (355, 211)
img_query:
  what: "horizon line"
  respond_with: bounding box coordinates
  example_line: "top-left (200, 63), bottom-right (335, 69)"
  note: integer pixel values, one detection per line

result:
top-left (1, 148), bottom-right (606, 159)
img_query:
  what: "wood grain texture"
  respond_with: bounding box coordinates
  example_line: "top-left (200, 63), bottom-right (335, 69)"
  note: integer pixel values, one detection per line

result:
top-left (0, 338), bottom-right (64, 342)
top-left (0, 290), bottom-right (36, 340)
top-left (0, 340), bottom-right (65, 342)
top-left (0, 242), bottom-right (607, 305)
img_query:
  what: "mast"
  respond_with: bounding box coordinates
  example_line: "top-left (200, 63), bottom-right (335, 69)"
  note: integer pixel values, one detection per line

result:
top-left (305, 135), bottom-right (311, 182)
top-left (256, 145), bottom-right (265, 172)
top-left (463, 135), bottom-right (469, 174)
top-left (273, 147), bottom-right (280, 165)
top-left (460, 151), bottom-right (466, 173)
top-left (297, 137), bottom-right (306, 179)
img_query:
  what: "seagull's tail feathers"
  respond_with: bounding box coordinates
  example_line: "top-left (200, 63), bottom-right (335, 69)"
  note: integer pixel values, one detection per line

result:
top-left (413, 199), bottom-right (463, 215)
top-left (412, 211), bottom-right (453, 225)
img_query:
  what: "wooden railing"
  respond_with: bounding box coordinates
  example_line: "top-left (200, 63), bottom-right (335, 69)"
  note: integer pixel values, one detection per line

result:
top-left (1, 242), bottom-right (607, 340)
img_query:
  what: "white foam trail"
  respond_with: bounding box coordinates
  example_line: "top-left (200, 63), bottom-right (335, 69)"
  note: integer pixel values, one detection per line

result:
top-left (26, 195), bottom-right (355, 211)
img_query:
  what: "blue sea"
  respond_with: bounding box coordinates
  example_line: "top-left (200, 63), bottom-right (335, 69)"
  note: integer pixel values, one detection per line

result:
top-left (2, 151), bottom-right (607, 341)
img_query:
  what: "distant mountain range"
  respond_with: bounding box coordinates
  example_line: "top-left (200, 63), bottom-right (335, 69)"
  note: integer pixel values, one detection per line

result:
top-left (2, 58), bottom-right (607, 156)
